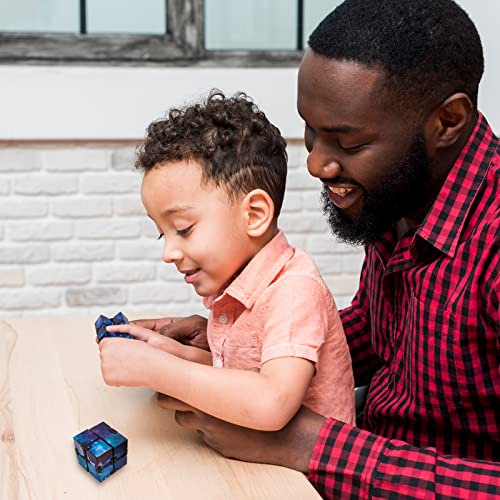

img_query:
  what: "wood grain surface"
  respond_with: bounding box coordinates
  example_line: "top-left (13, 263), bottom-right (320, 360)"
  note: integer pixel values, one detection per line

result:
top-left (0, 316), bottom-right (320, 500)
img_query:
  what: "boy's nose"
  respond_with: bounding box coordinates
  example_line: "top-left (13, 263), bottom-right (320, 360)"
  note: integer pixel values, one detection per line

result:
top-left (162, 240), bottom-right (183, 264)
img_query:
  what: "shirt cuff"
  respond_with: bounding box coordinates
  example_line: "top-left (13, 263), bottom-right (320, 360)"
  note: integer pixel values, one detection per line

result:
top-left (308, 418), bottom-right (386, 499)
top-left (261, 343), bottom-right (320, 365)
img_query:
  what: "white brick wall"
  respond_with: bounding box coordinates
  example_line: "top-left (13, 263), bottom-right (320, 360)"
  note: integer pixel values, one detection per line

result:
top-left (0, 143), bottom-right (363, 319)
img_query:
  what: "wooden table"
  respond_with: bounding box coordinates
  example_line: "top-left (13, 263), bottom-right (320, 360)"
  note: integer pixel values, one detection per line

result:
top-left (0, 316), bottom-right (320, 500)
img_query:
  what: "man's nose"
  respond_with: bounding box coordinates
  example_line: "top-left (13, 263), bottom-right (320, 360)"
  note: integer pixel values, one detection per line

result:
top-left (162, 239), bottom-right (183, 264)
top-left (307, 145), bottom-right (342, 180)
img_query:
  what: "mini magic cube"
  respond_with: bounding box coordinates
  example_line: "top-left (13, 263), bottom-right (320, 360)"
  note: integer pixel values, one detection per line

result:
top-left (95, 312), bottom-right (134, 342)
top-left (73, 422), bottom-right (128, 482)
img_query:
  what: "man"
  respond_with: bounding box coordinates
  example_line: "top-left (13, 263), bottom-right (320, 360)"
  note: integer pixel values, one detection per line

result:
top-left (136, 0), bottom-right (500, 497)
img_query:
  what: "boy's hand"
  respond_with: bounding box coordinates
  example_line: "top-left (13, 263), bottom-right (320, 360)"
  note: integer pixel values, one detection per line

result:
top-left (99, 337), bottom-right (161, 387)
top-left (133, 315), bottom-right (209, 351)
top-left (105, 323), bottom-right (184, 355)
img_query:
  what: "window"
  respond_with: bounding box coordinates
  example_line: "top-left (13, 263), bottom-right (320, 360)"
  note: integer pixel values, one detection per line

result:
top-left (0, 0), bottom-right (201, 63)
top-left (0, 0), bottom-right (340, 66)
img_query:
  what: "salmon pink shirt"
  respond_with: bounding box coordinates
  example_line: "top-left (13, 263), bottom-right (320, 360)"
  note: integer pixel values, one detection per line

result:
top-left (203, 230), bottom-right (355, 424)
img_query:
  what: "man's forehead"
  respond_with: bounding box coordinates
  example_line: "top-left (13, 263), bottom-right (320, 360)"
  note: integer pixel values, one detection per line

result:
top-left (297, 51), bottom-right (389, 123)
top-left (299, 51), bottom-right (384, 95)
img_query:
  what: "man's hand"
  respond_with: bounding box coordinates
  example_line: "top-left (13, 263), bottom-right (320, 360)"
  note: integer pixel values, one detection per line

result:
top-left (133, 315), bottom-right (209, 351)
top-left (157, 394), bottom-right (325, 473)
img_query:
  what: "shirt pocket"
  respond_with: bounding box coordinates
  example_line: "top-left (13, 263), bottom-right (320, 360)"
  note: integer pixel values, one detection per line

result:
top-left (401, 293), bottom-right (464, 408)
top-left (222, 329), bottom-right (262, 370)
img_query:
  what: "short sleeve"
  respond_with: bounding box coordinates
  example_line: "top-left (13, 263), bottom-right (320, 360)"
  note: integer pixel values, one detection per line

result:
top-left (259, 275), bottom-right (331, 365)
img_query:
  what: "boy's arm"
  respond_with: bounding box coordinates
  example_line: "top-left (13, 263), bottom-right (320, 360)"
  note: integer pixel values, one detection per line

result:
top-left (106, 323), bottom-right (212, 365)
top-left (149, 354), bottom-right (315, 431)
top-left (132, 315), bottom-right (210, 351)
top-left (170, 343), bottom-right (213, 365)
top-left (99, 337), bottom-right (314, 431)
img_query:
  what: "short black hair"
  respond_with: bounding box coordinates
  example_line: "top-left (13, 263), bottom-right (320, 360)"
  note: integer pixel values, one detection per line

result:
top-left (308, 0), bottom-right (484, 110)
top-left (136, 90), bottom-right (288, 216)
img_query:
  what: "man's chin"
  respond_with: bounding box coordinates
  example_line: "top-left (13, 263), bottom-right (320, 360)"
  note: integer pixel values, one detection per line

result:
top-left (323, 199), bottom-right (391, 246)
top-left (328, 220), bottom-right (377, 246)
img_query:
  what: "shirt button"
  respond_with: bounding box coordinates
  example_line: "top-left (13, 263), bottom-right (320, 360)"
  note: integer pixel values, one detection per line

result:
top-left (214, 358), bottom-right (223, 368)
top-left (218, 314), bottom-right (228, 324)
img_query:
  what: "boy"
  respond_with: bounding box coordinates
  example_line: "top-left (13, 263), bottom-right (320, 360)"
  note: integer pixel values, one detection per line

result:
top-left (99, 91), bottom-right (355, 430)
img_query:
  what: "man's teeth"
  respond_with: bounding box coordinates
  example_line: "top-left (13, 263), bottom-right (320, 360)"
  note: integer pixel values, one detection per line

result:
top-left (329, 187), bottom-right (354, 197)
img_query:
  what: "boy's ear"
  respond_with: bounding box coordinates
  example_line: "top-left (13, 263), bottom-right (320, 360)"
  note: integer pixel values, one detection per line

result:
top-left (242, 189), bottom-right (275, 237)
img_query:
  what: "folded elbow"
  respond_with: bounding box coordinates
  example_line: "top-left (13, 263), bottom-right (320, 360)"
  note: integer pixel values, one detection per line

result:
top-left (252, 396), bottom-right (296, 431)
top-left (259, 419), bottom-right (288, 432)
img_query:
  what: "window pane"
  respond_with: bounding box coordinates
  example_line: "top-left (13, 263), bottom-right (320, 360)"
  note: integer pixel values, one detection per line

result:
top-left (303, 1), bottom-right (343, 47)
top-left (87, 0), bottom-right (166, 35)
top-left (205, 0), bottom-right (296, 50)
top-left (0, 0), bottom-right (78, 33)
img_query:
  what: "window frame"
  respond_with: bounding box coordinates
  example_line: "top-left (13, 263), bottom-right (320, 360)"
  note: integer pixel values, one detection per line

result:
top-left (0, 0), bottom-right (303, 67)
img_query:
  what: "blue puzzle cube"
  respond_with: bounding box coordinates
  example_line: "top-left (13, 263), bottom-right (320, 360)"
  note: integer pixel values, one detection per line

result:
top-left (95, 312), bottom-right (134, 342)
top-left (73, 422), bottom-right (128, 482)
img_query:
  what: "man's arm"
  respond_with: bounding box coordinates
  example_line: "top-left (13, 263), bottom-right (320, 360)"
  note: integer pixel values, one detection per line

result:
top-left (309, 419), bottom-right (500, 499)
top-left (160, 401), bottom-right (500, 499)
top-left (311, 258), bottom-right (500, 499)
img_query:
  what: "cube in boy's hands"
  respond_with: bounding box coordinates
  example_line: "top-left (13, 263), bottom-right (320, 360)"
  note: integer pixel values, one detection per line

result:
top-left (95, 312), bottom-right (134, 342)
top-left (73, 421), bottom-right (128, 482)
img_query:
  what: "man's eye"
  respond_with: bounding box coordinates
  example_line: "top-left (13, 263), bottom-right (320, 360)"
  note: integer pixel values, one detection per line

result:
top-left (157, 233), bottom-right (164, 240)
top-left (338, 143), bottom-right (366, 153)
top-left (176, 226), bottom-right (192, 236)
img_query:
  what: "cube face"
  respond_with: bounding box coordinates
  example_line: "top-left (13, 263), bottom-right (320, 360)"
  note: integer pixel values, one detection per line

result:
top-left (90, 421), bottom-right (114, 439)
top-left (112, 312), bottom-right (129, 325)
top-left (95, 315), bottom-right (113, 342)
top-left (90, 421), bottom-right (128, 459)
top-left (73, 429), bottom-right (99, 456)
top-left (73, 422), bottom-right (128, 482)
top-left (95, 312), bottom-right (133, 342)
top-left (88, 461), bottom-right (114, 483)
top-left (76, 452), bottom-right (89, 471)
top-left (87, 439), bottom-right (113, 468)
top-left (114, 455), bottom-right (127, 470)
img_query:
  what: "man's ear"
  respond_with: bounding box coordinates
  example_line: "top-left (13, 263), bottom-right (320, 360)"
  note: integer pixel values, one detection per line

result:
top-left (424, 93), bottom-right (474, 154)
top-left (241, 189), bottom-right (275, 237)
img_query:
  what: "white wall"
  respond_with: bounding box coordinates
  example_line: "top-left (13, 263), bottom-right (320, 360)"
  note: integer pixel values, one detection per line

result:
top-left (0, 143), bottom-right (364, 319)
top-left (0, 0), bottom-right (498, 141)
top-left (0, 66), bottom-right (300, 140)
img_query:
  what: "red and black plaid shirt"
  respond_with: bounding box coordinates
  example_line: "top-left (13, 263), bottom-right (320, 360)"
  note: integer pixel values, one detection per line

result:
top-left (309, 113), bottom-right (500, 499)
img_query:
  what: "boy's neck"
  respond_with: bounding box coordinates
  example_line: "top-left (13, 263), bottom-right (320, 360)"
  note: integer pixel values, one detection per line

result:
top-left (257, 222), bottom-right (280, 249)
top-left (217, 222), bottom-right (280, 296)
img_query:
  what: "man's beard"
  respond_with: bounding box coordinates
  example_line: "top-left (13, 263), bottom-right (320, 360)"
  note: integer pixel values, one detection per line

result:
top-left (321, 132), bottom-right (430, 246)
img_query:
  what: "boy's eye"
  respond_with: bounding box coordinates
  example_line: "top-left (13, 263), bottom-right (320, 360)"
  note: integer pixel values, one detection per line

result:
top-left (176, 225), bottom-right (192, 236)
top-left (157, 233), bottom-right (164, 240)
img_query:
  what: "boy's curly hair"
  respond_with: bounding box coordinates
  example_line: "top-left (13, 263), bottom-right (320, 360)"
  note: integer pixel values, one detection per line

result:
top-left (136, 90), bottom-right (288, 217)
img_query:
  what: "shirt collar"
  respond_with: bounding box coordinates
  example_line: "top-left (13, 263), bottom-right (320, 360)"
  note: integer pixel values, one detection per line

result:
top-left (416, 112), bottom-right (498, 257)
top-left (203, 230), bottom-right (294, 310)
